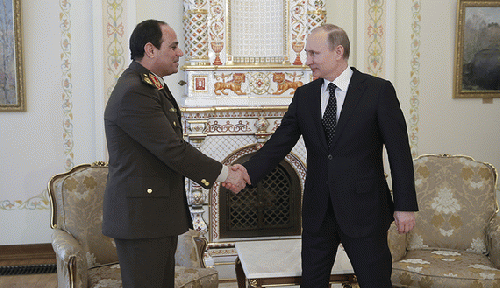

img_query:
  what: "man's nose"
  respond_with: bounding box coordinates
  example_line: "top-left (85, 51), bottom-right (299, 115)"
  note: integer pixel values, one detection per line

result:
top-left (305, 56), bottom-right (313, 66)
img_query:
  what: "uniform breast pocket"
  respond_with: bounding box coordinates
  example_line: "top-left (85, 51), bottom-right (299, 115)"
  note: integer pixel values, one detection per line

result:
top-left (125, 177), bottom-right (171, 198)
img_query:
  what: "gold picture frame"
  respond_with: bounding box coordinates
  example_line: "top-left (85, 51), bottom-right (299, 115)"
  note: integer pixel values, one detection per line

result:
top-left (0, 0), bottom-right (25, 111)
top-left (453, 0), bottom-right (500, 98)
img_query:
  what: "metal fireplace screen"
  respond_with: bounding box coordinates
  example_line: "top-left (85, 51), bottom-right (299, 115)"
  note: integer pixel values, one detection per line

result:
top-left (219, 154), bottom-right (301, 239)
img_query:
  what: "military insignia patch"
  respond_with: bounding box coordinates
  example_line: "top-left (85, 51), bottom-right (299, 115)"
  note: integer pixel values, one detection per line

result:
top-left (142, 73), bottom-right (164, 90)
top-left (149, 73), bottom-right (164, 90)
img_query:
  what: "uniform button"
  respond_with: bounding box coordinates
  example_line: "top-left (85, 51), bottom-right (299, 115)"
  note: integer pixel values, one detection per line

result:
top-left (328, 154), bottom-right (333, 160)
top-left (147, 189), bottom-right (153, 194)
top-left (173, 121), bottom-right (177, 127)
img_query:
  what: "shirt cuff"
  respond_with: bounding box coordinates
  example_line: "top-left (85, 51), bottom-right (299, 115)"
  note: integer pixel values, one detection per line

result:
top-left (216, 165), bottom-right (229, 182)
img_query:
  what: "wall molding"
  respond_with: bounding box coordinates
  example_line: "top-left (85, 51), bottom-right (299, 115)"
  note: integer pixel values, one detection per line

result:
top-left (60, 0), bottom-right (74, 171)
top-left (409, 0), bottom-right (421, 158)
top-left (0, 190), bottom-right (50, 211)
top-left (0, 244), bottom-right (55, 262)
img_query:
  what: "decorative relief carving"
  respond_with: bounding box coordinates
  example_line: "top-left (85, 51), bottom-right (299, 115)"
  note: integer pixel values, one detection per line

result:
top-left (184, 0), bottom-right (209, 65)
top-left (207, 120), bottom-right (251, 134)
top-left (291, 0), bottom-right (308, 65)
top-left (214, 73), bottom-right (246, 95)
top-left (209, 0), bottom-right (224, 65)
top-left (366, 0), bottom-right (385, 77)
top-left (307, 0), bottom-right (327, 32)
top-left (272, 72), bottom-right (304, 95)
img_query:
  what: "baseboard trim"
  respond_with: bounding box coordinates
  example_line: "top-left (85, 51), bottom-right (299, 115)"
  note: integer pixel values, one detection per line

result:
top-left (0, 244), bottom-right (55, 261)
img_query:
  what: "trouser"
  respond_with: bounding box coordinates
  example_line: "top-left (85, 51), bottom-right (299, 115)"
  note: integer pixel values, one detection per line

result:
top-left (301, 201), bottom-right (392, 288)
top-left (114, 236), bottom-right (178, 288)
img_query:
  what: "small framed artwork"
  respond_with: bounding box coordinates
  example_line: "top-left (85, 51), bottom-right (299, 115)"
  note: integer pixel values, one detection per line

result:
top-left (193, 75), bottom-right (208, 92)
top-left (453, 0), bottom-right (500, 98)
top-left (0, 0), bottom-right (25, 111)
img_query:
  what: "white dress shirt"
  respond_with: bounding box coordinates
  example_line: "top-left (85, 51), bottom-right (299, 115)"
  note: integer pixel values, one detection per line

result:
top-left (321, 66), bottom-right (353, 121)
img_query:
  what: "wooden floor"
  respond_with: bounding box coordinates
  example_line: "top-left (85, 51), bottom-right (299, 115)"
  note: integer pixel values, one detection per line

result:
top-left (0, 258), bottom-right (57, 288)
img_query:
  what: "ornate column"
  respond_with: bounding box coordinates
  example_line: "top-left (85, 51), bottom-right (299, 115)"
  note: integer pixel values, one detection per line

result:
top-left (307, 0), bottom-right (327, 32)
top-left (183, 0), bottom-right (210, 66)
top-left (186, 119), bottom-right (209, 233)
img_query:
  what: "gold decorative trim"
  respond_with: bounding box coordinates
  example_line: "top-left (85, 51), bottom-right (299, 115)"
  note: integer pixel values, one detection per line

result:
top-left (0, 0), bottom-right (25, 112)
top-left (181, 106), bottom-right (289, 113)
top-left (186, 9), bottom-right (208, 14)
top-left (307, 10), bottom-right (327, 15)
top-left (453, 0), bottom-right (500, 98)
top-left (182, 64), bottom-right (310, 70)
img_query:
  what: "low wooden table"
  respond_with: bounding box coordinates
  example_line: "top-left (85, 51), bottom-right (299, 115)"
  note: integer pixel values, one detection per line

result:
top-left (235, 239), bottom-right (357, 288)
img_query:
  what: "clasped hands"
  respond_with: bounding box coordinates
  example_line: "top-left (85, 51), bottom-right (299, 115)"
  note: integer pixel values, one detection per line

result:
top-left (221, 164), bottom-right (251, 194)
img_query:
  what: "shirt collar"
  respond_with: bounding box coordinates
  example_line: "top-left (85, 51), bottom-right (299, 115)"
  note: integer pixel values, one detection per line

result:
top-left (323, 66), bottom-right (352, 91)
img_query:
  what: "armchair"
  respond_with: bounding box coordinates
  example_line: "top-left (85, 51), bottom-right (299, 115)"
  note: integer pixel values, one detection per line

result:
top-left (48, 162), bottom-right (218, 288)
top-left (389, 154), bottom-right (500, 287)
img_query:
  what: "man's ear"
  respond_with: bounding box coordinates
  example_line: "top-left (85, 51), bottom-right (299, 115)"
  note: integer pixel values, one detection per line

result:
top-left (144, 42), bottom-right (156, 58)
top-left (334, 45), bottom-right (344, 60)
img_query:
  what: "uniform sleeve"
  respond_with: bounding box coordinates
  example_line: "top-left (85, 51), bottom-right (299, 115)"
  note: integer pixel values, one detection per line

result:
top-left (116, 86), bottom-right (222, 189)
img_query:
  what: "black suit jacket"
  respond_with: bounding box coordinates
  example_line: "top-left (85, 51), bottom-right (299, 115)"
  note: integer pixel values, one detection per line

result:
top-left (243, 67), bottom-right (418, 238)
top-left (103, 62), bottom-right (222, 239)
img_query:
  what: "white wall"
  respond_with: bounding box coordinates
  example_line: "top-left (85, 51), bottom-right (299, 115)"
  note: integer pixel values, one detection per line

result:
top-left (418, 1), bottom-right (500, 177)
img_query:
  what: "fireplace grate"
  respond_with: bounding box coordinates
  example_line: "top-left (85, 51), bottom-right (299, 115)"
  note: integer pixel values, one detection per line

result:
top-left (0, 264), bottom-right (57, 276)
top-left (220, 157), bottom-right (302, 239)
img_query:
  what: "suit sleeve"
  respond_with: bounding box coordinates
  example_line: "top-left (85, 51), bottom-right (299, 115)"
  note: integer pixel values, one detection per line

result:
top-left (243, 88), bottom-right (303, 184)
top-left (377, 81), bottom-right (418, 212)
top-left (115, 86), bottom-right (222, 188)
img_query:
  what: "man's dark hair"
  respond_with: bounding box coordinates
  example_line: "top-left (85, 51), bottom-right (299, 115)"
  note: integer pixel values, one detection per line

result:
top-left (129, 20), bottom-right (167, 61)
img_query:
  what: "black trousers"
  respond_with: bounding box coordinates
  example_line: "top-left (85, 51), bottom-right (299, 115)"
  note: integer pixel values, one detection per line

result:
top-left (301, 201), bottom-right (392, 288)
top-left (114, 236), bottom-right (178, 288)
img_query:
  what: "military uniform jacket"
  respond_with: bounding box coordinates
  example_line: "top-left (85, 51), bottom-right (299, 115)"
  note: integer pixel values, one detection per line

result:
top-left (103, 61), bottom-right (222, 239)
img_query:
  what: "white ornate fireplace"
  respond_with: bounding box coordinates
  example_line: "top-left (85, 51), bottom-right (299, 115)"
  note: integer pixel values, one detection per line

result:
top-left (181, 0), bottom-right (326, 280)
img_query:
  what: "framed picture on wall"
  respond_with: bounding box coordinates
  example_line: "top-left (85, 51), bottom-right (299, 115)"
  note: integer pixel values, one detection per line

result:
top-left (453, 0), bottom-right (500, 98)
top-left (0, 0), bottom-right (25, 111)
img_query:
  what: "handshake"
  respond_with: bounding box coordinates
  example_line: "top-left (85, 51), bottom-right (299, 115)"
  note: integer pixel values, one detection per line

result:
top-left (221, 164), bottom-right (251, 194)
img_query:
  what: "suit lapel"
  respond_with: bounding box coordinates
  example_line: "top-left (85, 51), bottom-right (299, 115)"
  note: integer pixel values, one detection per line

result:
top-left (329, 68), bottom-right (368, 151)
top-left (308, 79), bottom-right (328, 149)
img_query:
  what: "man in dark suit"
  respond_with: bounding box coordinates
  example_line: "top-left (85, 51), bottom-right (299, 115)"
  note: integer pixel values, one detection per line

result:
top-left (103, 20), bottom-right (248, 288)
top-left (235, 24), bottom-right (418, 287)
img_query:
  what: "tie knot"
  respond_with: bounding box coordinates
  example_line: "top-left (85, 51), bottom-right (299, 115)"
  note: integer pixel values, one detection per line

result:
top-left (328, 83), bottom-right (337, 95)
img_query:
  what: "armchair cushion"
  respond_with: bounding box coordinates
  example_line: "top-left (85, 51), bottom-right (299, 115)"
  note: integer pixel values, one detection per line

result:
top-left (392, 249), bottom-right (500, 287)
top-left (87, 265), bottom-right (218, 288)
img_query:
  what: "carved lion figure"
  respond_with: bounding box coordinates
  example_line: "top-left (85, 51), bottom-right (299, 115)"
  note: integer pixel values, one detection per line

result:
top-left (272, 72), bottom-right (303, 95)
top-left (214, 73), bottom-right (246, 95)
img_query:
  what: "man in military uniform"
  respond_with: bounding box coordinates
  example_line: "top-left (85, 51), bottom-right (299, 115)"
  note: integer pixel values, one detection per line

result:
top-left (103, 20), bottom-right (248, 288)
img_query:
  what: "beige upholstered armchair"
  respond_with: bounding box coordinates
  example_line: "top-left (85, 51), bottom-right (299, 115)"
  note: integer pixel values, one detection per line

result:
top-left (389, 154), bottom-right (500, 287)
top-left (48, 162), bottom-right (218, 288)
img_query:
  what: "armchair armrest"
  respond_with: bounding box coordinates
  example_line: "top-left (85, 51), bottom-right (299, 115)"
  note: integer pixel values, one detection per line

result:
top-left (51, 229), bottom-right (88, 288)
top-left (175, 229), bottom-right (206, 268)
top-left (388, 222), bottom-right (408, 262)
top-left (487, 213), bottom-right (500, 268)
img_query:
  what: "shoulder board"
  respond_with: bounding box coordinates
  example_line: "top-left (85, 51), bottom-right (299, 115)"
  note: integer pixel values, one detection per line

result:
top-left (141, 73), bottom-right (164, 90)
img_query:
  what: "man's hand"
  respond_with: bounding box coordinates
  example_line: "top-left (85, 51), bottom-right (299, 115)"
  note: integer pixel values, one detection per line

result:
top-left (221, 164), bottom-right (251, 194)
top-left (394, 211), bottom-right (416, 234)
